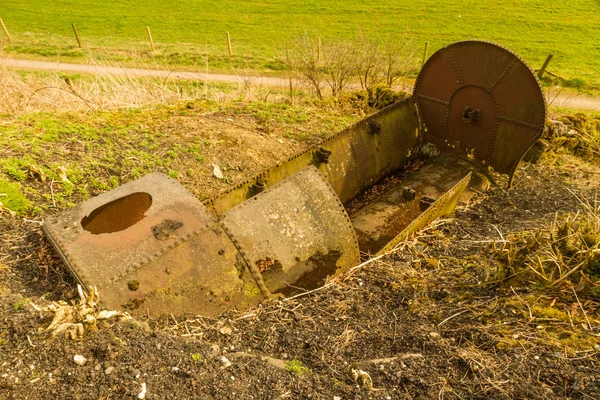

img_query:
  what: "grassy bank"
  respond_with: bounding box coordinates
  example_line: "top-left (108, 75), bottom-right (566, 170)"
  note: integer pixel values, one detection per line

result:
top-left (0, 0), bottom-right (599, 89)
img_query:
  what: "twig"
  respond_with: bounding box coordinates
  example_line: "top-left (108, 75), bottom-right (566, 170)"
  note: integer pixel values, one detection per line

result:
top-left (510, 286), bottom-right (533, 321)
top-left (571, 286), bottom-right (593, 331)
top-left (437, 309), bottom-right (470, 327)
top-left (50, 178), bottom-right (57, 208)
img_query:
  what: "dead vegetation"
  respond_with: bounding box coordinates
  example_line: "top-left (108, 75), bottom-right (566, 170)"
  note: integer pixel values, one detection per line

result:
top-left (487, 205), bottom-right (600, 297)
top-left (287, 33), bottom-right (418, 100)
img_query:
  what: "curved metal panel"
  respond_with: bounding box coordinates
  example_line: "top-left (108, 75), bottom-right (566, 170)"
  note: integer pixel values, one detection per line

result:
top-left (220, 166), bottom-right (360, 296)
top-left (414, 40), bottom-right (546, 179)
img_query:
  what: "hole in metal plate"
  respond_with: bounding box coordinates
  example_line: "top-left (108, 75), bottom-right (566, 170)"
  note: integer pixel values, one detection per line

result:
top-left (81, 192), bottom-right (152, 234)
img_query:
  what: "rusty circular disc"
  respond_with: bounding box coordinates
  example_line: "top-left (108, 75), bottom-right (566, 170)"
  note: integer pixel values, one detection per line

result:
top-left (414, 40), bottom-right (546, 180)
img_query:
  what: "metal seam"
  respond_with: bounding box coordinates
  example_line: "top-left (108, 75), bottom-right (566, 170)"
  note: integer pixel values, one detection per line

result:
top-left (488, 58), bottom-right (517, 91)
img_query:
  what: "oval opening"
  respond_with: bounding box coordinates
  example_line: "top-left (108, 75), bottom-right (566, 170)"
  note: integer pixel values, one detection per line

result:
top-left (82, 192), bottom-right (152, 235)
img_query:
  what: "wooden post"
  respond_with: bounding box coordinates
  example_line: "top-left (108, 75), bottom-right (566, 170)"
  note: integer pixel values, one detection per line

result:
top-left (0, 18), bottom-right (11, 41)
top-left (538, 54), bottom-right (553, 79)
top-left (317, 37), bottom-right (321, 61)
top-left (71, 23), bottom-right (82, 48)
top-left (226, 32), bottom-right (232, 56)
top-left (422, 42), bottom-right (429, 65)
top-left (286, 45), bottom-right (293, 101)
top-left (146, 26), bottom-right (155, 52)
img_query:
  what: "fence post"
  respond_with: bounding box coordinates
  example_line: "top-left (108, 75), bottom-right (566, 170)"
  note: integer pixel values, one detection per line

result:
top-left (146, 26), bottom-right (155, 52)
top-left (537, 54), bottom-right (553, 79)
top-left (422, 42), bottom-right (429, 65)
top-left (317, 36), bottom-right (321, 61)
top-left (72, 23), bottom-right (82, 48)
top-left (0, 18), bottom-right (11, 41)
top-left (226, 32), bottom-right (232, 56)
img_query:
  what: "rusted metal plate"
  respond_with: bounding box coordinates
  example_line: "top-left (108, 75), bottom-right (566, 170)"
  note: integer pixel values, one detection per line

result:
top-left (205, 97), bottom-right (419, 215)
top-left (414, 41), bottom-right (546, 180)
top-left (43, 173), bottom-right (261, 316)
top-left (374, 170), bottom-right (472, 256)
top-left (350, 156), bottom-right (479, 255)
top-left (220, 165), bottom-right (360, 296)
top-left (349, 98), bottom-right (420, 192)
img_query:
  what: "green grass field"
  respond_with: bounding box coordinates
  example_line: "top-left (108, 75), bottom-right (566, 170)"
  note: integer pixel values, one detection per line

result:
top-left (0, 1), bottom-right (599, 88)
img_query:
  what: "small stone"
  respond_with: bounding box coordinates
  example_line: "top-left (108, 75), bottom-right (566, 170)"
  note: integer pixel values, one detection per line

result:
top-left (156, 343), bottom-right (162, 351)
top-left (219, 326), bottom-right (233, 336)
top-left (209, 344), bottom-right (221, 358)
top-left (429, 332), bottom-right (440, 339)
top-left (131, 369), bottom-right (141, 379)
top-left (220, 356), bottom-right (232, 369)
top-left (104, 367), bottom-right (114, 375)
top-left (212, 164), bottom-right (224, 179)
top-left (73, 355), bottom-right (87, 366)
top-left (94, 363), bottom-right (102, 371)
top-left (534, 355), bottom-right (540, 360)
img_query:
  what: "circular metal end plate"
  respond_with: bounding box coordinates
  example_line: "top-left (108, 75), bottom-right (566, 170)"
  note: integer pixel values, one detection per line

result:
top-left (414, 40), bottom-right (546, 178)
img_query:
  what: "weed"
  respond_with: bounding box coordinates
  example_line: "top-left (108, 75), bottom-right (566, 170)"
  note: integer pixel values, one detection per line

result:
top-left (191, 353), bottom-right (203, 363)
top-left (285, 359), bottom-right (309, 375)
top-left (12, 298), bottom-right (30, 311)
top-left (0, 178), bottom-right (33, 215)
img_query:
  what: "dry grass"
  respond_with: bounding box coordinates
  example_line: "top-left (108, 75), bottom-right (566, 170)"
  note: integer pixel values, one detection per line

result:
top-left (487, 200), bottom-right (600, 298)
top-left (0, 65), bottom-right (202, 115)
top-left (0, 59), bottom-right (305, 116)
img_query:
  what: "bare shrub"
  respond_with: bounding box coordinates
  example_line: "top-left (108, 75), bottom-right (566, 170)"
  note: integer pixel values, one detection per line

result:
top-left (381, 33), bottom-right (419, 87)
top-left (288, 32), bottom-right (418, 100)
top-left (287, 34), bottom-right (326, 99)
top-left (320, 39), bottom-right (357, 98)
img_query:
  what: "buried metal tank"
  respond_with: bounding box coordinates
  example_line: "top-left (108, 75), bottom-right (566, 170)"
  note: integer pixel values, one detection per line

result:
top-left (43, 40), bottom-right (546, 316)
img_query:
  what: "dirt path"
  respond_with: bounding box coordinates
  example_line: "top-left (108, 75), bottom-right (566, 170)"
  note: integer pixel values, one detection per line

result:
top-left (0, 57), bottom-right (288, 87)
top-left (2, 57), bottom-right (600, 112)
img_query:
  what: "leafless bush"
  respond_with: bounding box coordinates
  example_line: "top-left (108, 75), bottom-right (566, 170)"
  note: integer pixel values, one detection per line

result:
top-left (288, 32), bottom-right (418, 99)
top-left (381, 33), bottom-right (419, 87)
top-left (287, 34), bottom-right (326, 99)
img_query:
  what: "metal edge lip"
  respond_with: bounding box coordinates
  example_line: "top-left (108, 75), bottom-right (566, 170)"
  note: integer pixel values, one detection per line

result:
top-left (41, 223), bottom-right (89, 291)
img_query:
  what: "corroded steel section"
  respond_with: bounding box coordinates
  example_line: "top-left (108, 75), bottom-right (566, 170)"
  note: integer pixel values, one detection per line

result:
top-left (374, 170), bottom-right (472, 256)
top-left (220, 166), bottom-right (360, 296)
top-left (414, 40), bottom-right (546, 181)
top-left (42, 173), bottom-right (261, 316)
top-left (350, 156), bottom-right (481, 255)
top-left (205, 97), bottom-right (419, 215)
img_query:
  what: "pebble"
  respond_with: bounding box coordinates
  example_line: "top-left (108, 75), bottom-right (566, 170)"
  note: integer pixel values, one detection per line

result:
top-left (209, 344), bottom-right (221, 358)
top-left (131, 369), bottom-right (141, 379)
top-left (219, 326), bottom-right (233, 336)
top-left (156, 343), bottom-right (162, 351)
top-left (104, 367), bottom-right (114, 375)
top-left (220, 356), bottom-right (232, 369)
top-left (73, 355), bottom-right (87, 366)
top-left (429, 332), bottom-right (441, 339)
